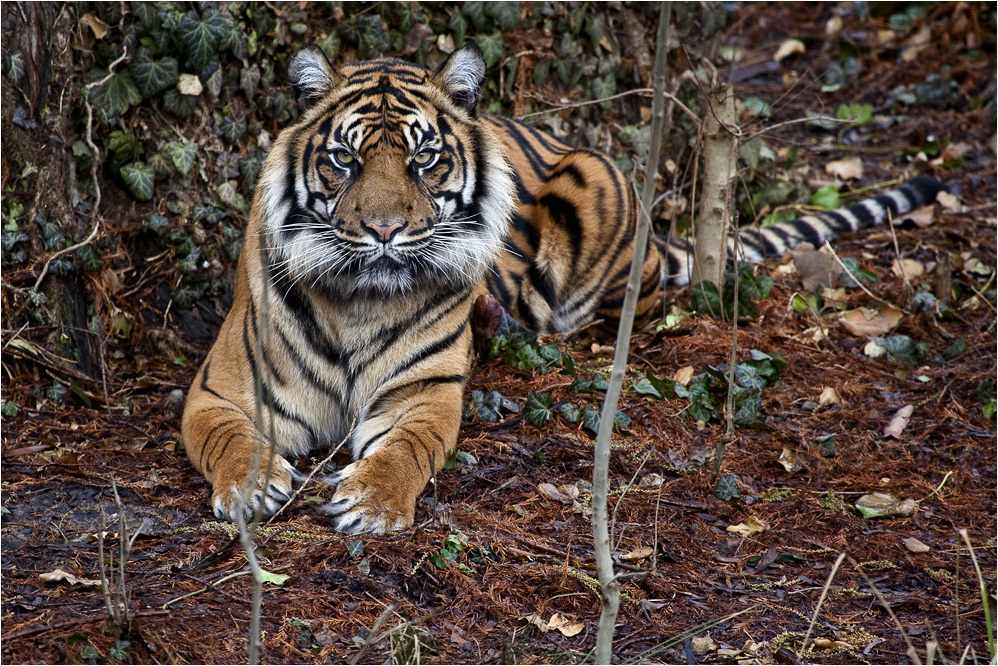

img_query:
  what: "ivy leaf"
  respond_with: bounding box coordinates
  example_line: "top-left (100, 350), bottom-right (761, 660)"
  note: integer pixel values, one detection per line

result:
top-left (132, 2), bottom-right (158, 29)
top-left (675, 373), bottom-right (722, 423)
top-left (86, 69), bottom-right (142, 125)
top-left (3, 51), bottom-right (27, 84)
top-left (632, 378), bottom-right (663, 398)
top-left (590, 373), bottom-right (609, 393)
top-left (162, 88), bottom-right (198, 120)
top-left (120, 162), bottom-right (155, 201)
top-left (809, 185), bottom-right (841, 210)
top-left (515, 344), bottom-right (546, 372)
top-left (148, 150), bottom-right (173, 179)
top-left (645, 372), bottom-right (677, 400)
top-left (733, 393), bottom-right (762, 426)
top-left (581, 405), bottom-right (601, 434)
top-left (569, 377), bottom-right (593, 395)
top-left (836, 102), bottom-right (872, 127)
top-left (216, 114), bottom-right (246, 145)
top-left (557, 402), bottom-right (581, 424)
top-left (107, 130), bottom-right (137, 163)
top-left (560, 352), bottom-right (577, 375)
top-left (202, 58), bottom-right (223, 99)
top-left (488, 2), bottom-right (521, 31)
top-left (714, 474), bottom-right (742, 501)
top-left (464, 390), bottom-right (503, 422)
top-left (691, 280), bottom-right (724, 318)
top-left (591, 74), bottom-right (615, 110)
top-left (878, 335), bottom-right (929, 367)
top-left (239, 63), bottom-right (261, 99)
top-left (216, 181), bottom-right (246, 212)
top-left (463, 2), bottom-right (488, 30)
top-left (476, 32), bottom-right (504, 67)
top-left (447, 9), bottom-right (467, 44)
top-left (165, 141), bottom-right (198, 175)
top-left (538, 343), bottom-right (561, 364)
top-left (129, 48), bottom-right (179, 98)
top-left (259, 569), bottom-right (290, 586)
top-left (524, 392), bottom-right (553, 428)
top-left (177, 8), bottom-right (227, 71)
top-left (613, 410), bottom-right (631, 434)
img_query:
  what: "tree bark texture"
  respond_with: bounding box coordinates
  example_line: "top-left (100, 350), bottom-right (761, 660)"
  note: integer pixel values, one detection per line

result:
top-left (691, 75), bottom-right (737, 302)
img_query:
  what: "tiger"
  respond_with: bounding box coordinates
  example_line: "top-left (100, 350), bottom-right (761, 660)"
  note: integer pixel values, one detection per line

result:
top-left (181, 42), bottom-right (946, 534)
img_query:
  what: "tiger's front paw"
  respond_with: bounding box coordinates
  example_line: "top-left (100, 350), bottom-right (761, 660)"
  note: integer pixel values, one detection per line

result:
top-left (211, 456), bottom-right (298, 523)
top-left (323, 458), bottom-right (417, 534)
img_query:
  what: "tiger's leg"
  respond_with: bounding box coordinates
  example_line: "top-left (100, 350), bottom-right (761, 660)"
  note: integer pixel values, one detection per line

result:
top-left (323, 376), bottom-right (466, 534)
top-left (181, 308), bottom-right (298, 522)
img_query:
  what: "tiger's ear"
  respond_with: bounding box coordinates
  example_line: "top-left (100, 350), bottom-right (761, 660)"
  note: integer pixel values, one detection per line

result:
top-left (288, 45), bottom-right (337, 111)
top-left (433, 42), bottom-right (486, 112)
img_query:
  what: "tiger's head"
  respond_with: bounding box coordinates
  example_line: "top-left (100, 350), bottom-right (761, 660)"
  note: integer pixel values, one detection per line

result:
top-left (256, 43), bottom-right (515, 297)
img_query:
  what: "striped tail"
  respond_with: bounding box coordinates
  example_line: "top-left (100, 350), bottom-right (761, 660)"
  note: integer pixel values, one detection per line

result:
top-left (655, 176), bottom-right (947, 287)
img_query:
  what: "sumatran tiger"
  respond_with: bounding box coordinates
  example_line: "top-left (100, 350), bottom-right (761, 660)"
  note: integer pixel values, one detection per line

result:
top-left (181, 43), bottom-right (946, 534)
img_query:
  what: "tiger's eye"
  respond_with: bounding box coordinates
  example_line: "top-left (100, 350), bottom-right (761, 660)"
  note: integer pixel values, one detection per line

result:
top-left (333, 149), bottom-right (355, 165)
top-left (413, 150), bottom-right (435, 166)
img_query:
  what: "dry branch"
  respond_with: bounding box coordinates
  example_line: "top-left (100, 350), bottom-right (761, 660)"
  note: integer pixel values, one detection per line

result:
top-left (592, 4), bottom-right (671, 663)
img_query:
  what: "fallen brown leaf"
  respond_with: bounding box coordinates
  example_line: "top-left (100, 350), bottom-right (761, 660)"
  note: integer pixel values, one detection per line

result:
top-left (673, 366), bottom-right (695, 385)
top-left (824, 156), bottom-right (864, 180)
top-left (892, 258), bottom-right (925, 279)
top-left (620, 546), bottom-right (654, 561)
top-left (79, 13), bottom-right (108, 39)
top-left (792, 244), bottom-right (839, 291)
top-left (773, 38), bottom-right (805, 62)
top-left (884, 405), bottom-right (914, 439)
top-left (839, 306), bottom-right (903, 337)
top-left (40, 569), bottom-right (101, 588)
top-left (726, 516), bottom-right (767, 537)
top-left (818, 387), bottom-right (842, 408)
top-left (903, 537), bottom-right (930, 553)
top-left (537, 483), bottom-right (574, 504)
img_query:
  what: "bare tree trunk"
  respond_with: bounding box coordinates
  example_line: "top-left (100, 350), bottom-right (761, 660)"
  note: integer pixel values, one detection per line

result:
top-left (592, 4), bottom-right (671, 664)
top-left (691, 71), bottom-right (737, 308)
top-left (2, 4), bottom-right (99, 376)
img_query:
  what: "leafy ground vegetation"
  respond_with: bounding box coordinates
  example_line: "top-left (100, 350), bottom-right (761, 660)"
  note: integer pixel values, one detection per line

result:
top-left (1, 2), bottom-right (996, 664)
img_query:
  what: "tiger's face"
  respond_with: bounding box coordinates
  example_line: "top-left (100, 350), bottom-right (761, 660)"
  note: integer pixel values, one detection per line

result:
top-left (257, 44), bottom-right (515, 297)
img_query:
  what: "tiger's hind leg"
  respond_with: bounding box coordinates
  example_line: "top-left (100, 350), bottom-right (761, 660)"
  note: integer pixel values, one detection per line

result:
top-left (490, 148), bottom-right (664, 333)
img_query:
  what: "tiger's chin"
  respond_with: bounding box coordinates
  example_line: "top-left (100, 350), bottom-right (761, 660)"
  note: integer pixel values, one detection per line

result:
top-left (352, 264), bottom-right (418, 296)
top-left (322, 258), bottom-right (476, 298)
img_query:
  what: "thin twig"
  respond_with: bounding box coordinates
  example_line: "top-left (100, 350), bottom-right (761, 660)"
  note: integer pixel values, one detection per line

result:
top-left (823, 240), bottom-right (910, 315)
top-left (799, 552), bottom-right (847, 658)
top-left (958, 529), bottom-right (995, 661)
top-left (848, 556), bottom-right (923, 664)
top-left (742, 115), bottom-right (851, 143)
top-left (235, 507), bottom-right (263, 665)
top-left (350, 604), bottom-right (397, 666)
top-left (161, 570), bottom-right (252, 609)
top-left (517, 88), bottom-right (699, 126)
top-left (609, 448), bottom-right (652, 552)
top-left (712, 128), bottom-right (742, 483)
top-left (263, 416), bottom-right (357, 526)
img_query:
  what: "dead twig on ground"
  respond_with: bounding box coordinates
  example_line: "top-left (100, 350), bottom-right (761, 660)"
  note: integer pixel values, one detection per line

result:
top-left (97, 476), bottom-right (147, 640)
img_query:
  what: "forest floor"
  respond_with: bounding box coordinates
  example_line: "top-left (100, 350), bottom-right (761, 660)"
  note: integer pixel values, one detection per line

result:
top-left (2, 3), bottom-right (996, 665)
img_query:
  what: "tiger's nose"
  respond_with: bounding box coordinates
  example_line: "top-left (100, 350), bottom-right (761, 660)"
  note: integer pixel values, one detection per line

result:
top-left (363, 220), bottom-right (404, 243)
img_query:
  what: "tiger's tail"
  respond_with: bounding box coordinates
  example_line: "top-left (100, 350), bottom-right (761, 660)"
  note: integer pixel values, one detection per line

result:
top-left (655, 175), bottom-right (947, 287)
